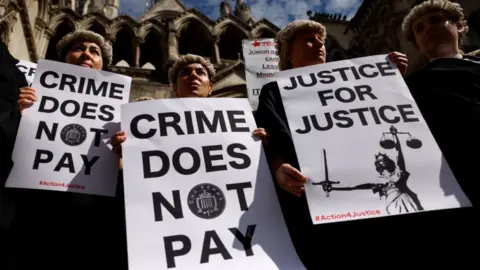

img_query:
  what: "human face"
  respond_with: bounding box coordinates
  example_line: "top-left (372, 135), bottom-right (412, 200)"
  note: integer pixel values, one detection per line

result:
top-left (412, 11), bottom-right (464, 59)
top-left (65, 41), bottom-right (103, 70)
top-left (173, 63), bottom-right (212, 98)
top-left (288, 31), bottom-right (326, 69)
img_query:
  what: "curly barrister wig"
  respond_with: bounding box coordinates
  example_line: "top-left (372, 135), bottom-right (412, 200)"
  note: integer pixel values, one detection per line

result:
top-left (168, 54), bottom-right (216, 85)
top-left (56, 30), bottom-right (113, 66)
top-left (275, 20), bottom-right (327, 71)
top-left (402, 0), bottom-right (469, 45)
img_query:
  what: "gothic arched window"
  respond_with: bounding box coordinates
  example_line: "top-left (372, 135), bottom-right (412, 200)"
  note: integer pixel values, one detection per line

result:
top-left (140, 28), bottom-right (165, 73)
top-left (178, 19), bottom-right (213, 58)
top-left (112, 26), bottom-right (136, 66)
top-left (45, 20), bottom-right (75, 61)
top-left (88, 21), bottom-right (107, 36)
top-left (219, 24), bottom-right (248, 60)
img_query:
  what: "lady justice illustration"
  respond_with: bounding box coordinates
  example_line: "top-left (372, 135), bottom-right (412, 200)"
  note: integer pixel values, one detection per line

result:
top-left (313, 125), bottom-right (424, 215)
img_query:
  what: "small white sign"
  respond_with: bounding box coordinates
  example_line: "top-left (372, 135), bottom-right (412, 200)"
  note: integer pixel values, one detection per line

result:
top-left (16, 60), bottom-right (37, 86)
top-left (242, 39), bottom-right (279, 110)
top-left (6, 59), bottom-right (132, 197)
top-left (121, 98), bottom-right (304, 270)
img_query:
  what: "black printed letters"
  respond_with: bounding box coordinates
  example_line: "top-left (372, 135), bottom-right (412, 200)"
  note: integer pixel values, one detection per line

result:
top-left (131, 110), bottom-right (250, 139)
top-left (39, 70), bottom-right (124, 100)
top-left (143, 144), bottom-right (251, 178)
top-left (283, 61), bottom-right (396, 90)
top-left (38, 96), bottom-right (114, 122)
top-left (163, 226), bottom-right (257, 268)
top-left (285, 61), bottom-right (421, 134)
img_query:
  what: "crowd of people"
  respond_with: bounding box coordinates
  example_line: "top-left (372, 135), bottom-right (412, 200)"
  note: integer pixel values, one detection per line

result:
top-left (0, 0), bottom-right (479, 268)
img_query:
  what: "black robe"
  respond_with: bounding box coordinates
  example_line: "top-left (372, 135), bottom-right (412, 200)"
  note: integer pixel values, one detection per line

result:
top-left (0, 41), bottom-right (27, 256)
top-left (0, 42), bottom-right (26, 185)
top-left (1, 54), bottom-right (128, 268)
top-left (405, 56), bottom-right (480, 206)
top-left (254, 58), bottom-right (479, 267)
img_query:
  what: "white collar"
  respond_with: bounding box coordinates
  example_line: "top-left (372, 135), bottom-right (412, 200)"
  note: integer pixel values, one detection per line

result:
top-left (429, 53), bottom-right (463, 62)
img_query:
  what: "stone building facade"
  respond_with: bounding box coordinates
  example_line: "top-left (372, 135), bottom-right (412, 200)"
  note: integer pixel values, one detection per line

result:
top-left (3, 0), bottom-right (478, 100)
top-left (0, 0), bottom-right (281, 100)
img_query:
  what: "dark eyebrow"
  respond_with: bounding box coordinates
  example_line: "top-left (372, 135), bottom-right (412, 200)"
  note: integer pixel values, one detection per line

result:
top-left (88, 44), bottom-right (101, 50)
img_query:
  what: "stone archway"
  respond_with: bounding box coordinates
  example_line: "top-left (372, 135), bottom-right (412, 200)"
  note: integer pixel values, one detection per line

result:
top-left (112, 25), bottom-right (137, 66)
top-left (177, 18), bottom-right (213, 58)
top-left (140, 27), bottom-right (166, 75)
top-left (218, 23), bottom-right (249, 60)
top-left (45, 19), bottom-right (76, 61)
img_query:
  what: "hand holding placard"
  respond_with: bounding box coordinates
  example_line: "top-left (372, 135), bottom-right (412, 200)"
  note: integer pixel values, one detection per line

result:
top-left (6, 59), bottom-right (131, 197)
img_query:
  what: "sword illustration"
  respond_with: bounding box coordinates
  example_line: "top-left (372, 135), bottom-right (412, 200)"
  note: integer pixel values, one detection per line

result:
top-left (312, 149), bottom-right (340, 197)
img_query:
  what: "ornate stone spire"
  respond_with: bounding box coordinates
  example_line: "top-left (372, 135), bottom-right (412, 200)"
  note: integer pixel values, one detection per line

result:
top-left (234, 0), bottom-right (253, 25)
top-left (104, 0), bottom-right (119, 19)
top-left (219, 1), bottom-right (231, 17)
top-left (87, 0), bottom-right (105, 14)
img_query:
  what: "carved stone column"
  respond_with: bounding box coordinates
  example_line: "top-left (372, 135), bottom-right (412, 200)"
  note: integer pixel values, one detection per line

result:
top-left (41, 28), bottom-right (53, 58)
top-left (168, 30), bottom-right (179, 61)
top-left (135, 37), bottom-right (144, 68)
top-left (34, 18), bottom-right (47, 44)
top-left (0, 0), bottom-right (10, 17)
top-left (212, 35), bottom-right (221, 64)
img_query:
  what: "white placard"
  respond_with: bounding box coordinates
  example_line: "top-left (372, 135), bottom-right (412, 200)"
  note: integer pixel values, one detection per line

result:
top-left (16, 60), bottom-right (37, 86)
top-left (277, 54), bottom-right (472, 224)
top-left (121, 98), bottom-right (304, 270)
top-left (6, 59), bottom-right (131, 197)
top-left (242, 39), bottom-right (279, 110)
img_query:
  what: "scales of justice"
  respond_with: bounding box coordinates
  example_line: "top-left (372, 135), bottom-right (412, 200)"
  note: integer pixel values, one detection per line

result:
top-left (312, 125), bottom-right (422, 197)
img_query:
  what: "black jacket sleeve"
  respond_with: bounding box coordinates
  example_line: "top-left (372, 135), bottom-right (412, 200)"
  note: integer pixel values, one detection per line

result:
top-left (0, 44), bottom-right (28, 184)
top-left (254, 82), bottom-right (299, 169)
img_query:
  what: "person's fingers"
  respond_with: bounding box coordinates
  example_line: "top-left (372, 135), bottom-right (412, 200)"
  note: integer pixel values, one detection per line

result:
top-left (253, 128), bottom-right (268, 138)
top-left (284, 183), bottom-right (304, 197)
top-left (253, 130), bottom-right (267, 136)
top-left (20, 87), bottom-right (36, 93)
top-left (111, 132), bottom-right (127, 146)
top-left (285, 177), bottom-right (305, 188)
top-left (277, 173), bottom-right (305, 196)
top-left (20, 89), bottom-right (37, 97)
top-left (18, 99), bottom-right (34, 109)
top-left (18, 93), bottom-right (37, 102)
top-left (112, 136), bottom-right (127, 146)
top-left (389, 55), bottom-right (407, 64)
top-left (388, 53), bottom-right (407, 61)
top-left (282, 164), bottom-right (307, 183)
top-left (396, 56), bottom-right (408, 64)
top-left (388, 51), bottom-right (405, 57)
top-left (21, 86), bottom-right (36, 91)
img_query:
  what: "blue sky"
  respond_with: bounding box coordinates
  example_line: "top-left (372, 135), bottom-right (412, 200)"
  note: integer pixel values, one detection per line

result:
top-left (119, 0), bottom-right (363, 28)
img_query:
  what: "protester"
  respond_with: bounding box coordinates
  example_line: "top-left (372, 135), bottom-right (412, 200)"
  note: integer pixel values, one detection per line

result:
top-left (254, 18), bottom-right (471, 268)
top-left (18, 30), bottom-right (112, 111)
top-left (9, 30), bottom-right (128, 270)
top-left (111, 54), bottom-right (266, 155)
top-left (256, 20), bottom-right (408, 201)
top-left (0, 41), bottom-right (28, 268)
top-left (402, 1), bottom-right (479, 206)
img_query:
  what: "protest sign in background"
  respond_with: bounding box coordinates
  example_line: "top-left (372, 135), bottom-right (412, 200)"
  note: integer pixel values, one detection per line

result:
top-left (16, 60), bottom-right (37, 86)
top-left (121, 98), bottom-right (304, 270)
top-left (277, 54), bottom-right (471, 224)
top-left (242, 39), bottom-right (279, 110)
top-left (6, 59), bottom-right (131, 197)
